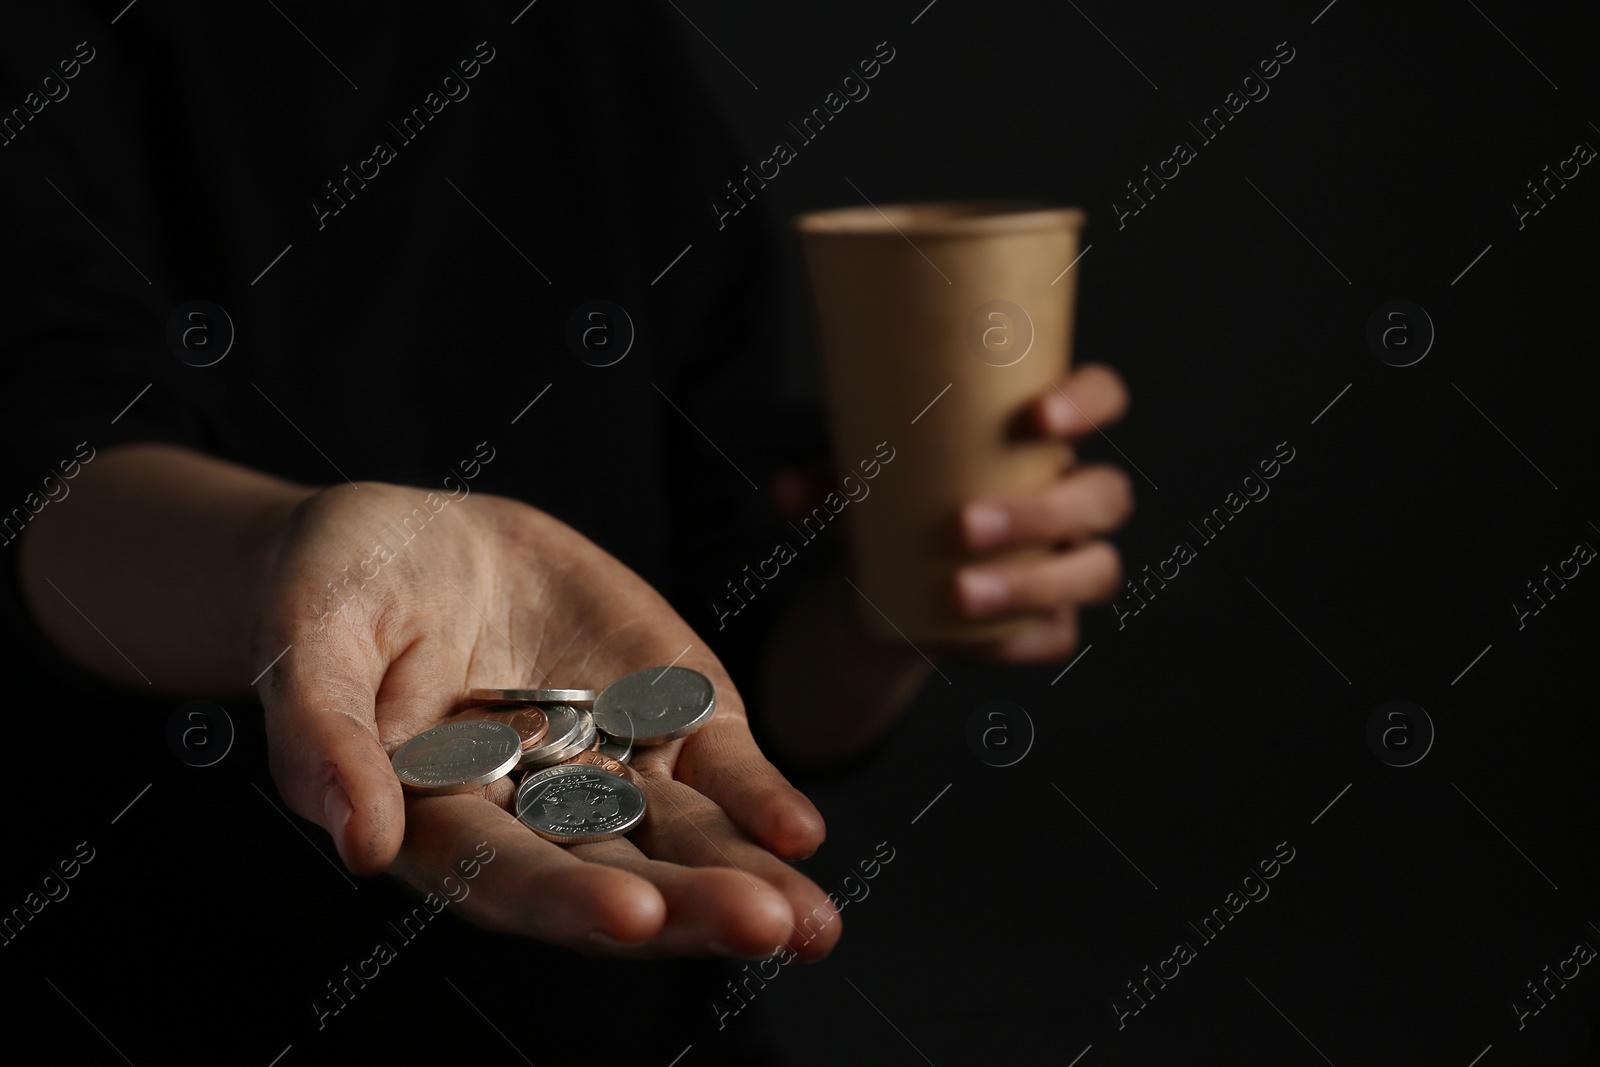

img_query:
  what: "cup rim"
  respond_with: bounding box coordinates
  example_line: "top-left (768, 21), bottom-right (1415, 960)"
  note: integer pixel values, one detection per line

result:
top-left (794, 200), bottom-right (1086, 236)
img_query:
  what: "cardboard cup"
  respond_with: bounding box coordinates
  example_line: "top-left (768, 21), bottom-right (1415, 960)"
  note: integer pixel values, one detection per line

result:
top-left (795, 201), bottom-right (1087, 643)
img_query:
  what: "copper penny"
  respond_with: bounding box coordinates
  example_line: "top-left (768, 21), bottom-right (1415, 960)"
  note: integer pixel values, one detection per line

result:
top-left (455, 702), bottom-right (549, 751)
top-left (560, 748), bottom-right (637, 782)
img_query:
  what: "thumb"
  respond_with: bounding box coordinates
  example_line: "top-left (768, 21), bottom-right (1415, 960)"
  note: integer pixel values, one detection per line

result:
top-left (256, 624), bottom-right (405, 876)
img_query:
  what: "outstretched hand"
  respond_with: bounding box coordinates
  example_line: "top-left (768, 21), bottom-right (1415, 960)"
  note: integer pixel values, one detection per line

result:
top-left (255, 483), bottom-right (840, 960)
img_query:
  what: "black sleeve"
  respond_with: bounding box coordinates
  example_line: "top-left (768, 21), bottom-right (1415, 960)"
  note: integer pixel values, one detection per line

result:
top-left (0, 10), bottom-right (215, 700)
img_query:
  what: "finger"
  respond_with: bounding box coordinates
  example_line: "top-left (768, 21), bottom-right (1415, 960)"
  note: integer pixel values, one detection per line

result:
top-left (945, 609), bottom-right (1081, 664)
top-left (631, 776), bottom-right (843, 962)
top-left (961, 464), bottom-right (1134, 551)
top-left (673, 712), bottom-right (827, 862)
top-left (372, 632), bottom-right (476, 744)
top-left (1029, 363), bottom-right (1130, 439)
top-left (392, 792), bottom-right (666, 949)
top-left (569, 837), bottom-right (796, 960)
top-left (258, 617), bottom-right (405, 877)
top-left (956, 540), bottom-right (1122, 618)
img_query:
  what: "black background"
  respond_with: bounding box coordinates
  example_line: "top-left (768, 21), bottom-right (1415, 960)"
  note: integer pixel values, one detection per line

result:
top-left (5, 1), bottom-right (1599, 1065)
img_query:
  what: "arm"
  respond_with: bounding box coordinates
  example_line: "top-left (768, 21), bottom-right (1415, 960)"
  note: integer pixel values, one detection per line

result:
top-left (18, 442), bottom-right (839, 960)
top-left (759, 570), bottom-right (931, 770)
top-left (19, 443), bottom-right (312, 694)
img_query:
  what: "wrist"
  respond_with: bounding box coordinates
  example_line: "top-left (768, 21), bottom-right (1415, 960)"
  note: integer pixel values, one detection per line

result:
top-left (759, 569), bottom-right (931, 770)
top-left (244, 481), bottom-right (324, 672)
top-left (19, 444), bottom-right (318, 694)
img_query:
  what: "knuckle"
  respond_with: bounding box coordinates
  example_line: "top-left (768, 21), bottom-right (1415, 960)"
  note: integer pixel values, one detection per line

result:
top-left (1108, 372), bottom-right (1131, 413)
top-left (1108, 467), bottom-right (1136, 523)
top-left (1092, 543), bottom-right (1124, 601)
top-left (1080, 466), bottom-right (1132, 525)
top-left (1058, 619), bottom-right (1081, 658)
top-left (1043, 483), bottom-right (1077, 534)
top-left (698, 756), bottom-right (775, 800)
top-left (1049, 611), bottom-right (1081, 658)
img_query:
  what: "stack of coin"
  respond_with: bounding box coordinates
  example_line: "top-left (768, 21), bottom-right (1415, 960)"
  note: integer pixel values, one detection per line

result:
top-left (514, 704), bottom-right (595, 769)
top-left (453, 702), bottom-right (550, 753)
top-left (468, 687), bottom-right (597, 707)
top-left (390, 720), bottom-right (524, 797)
top-left (389, 666), bottom-right (718, 846)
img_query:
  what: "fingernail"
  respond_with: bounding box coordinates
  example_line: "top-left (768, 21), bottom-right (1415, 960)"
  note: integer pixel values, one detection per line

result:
top-left (964, 504), bottom-right (1009, 549)
top-left (587, 930), bottom-right (632, 950)
top-left (1047, 393), bottom-right (1077, 434)
top-left (959, 570), bottom-right (1008, 615)
top-left (322, 782), bottom-right (353, 860)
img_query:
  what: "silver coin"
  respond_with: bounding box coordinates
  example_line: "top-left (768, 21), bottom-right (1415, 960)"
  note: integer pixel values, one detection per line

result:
top-left (392, 720), bottom-right (522, 795)
top-left (516, 761), bottom-right (589, 805)
top-left (520, 706), bottom-right (596, 769)
top-left (516, 765), bottom-right (646, 844)
top-left (468, 687), bottom-right (597, 706)
top-left (591, 666), bottom-right (716, 745)
top-left (596, 728), bottom-right (633, 764)
top-left (516, 763), bottom-right (561, 803)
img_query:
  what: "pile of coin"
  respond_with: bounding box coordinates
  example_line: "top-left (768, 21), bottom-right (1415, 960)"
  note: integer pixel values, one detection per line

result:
top-left (389, 666), bottom-right (716, 845)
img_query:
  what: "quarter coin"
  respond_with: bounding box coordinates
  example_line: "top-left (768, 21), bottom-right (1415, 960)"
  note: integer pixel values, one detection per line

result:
top-left (392, 720), bottom-right (522, 795)
top-left (591, 666), bottom-right (716, 745)
top-left (516, 765), bottom-right (646, 844)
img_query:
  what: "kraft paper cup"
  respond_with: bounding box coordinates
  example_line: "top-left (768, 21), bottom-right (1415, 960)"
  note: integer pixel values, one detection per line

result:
top-left (796, 201), bottom-right (1086, 643)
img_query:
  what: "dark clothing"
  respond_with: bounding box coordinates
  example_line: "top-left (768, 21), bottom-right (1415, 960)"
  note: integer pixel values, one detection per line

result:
top-left (0, 0), bottom-right (823, 657)
top-left (0, 3), bottom-right (825, 1061)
